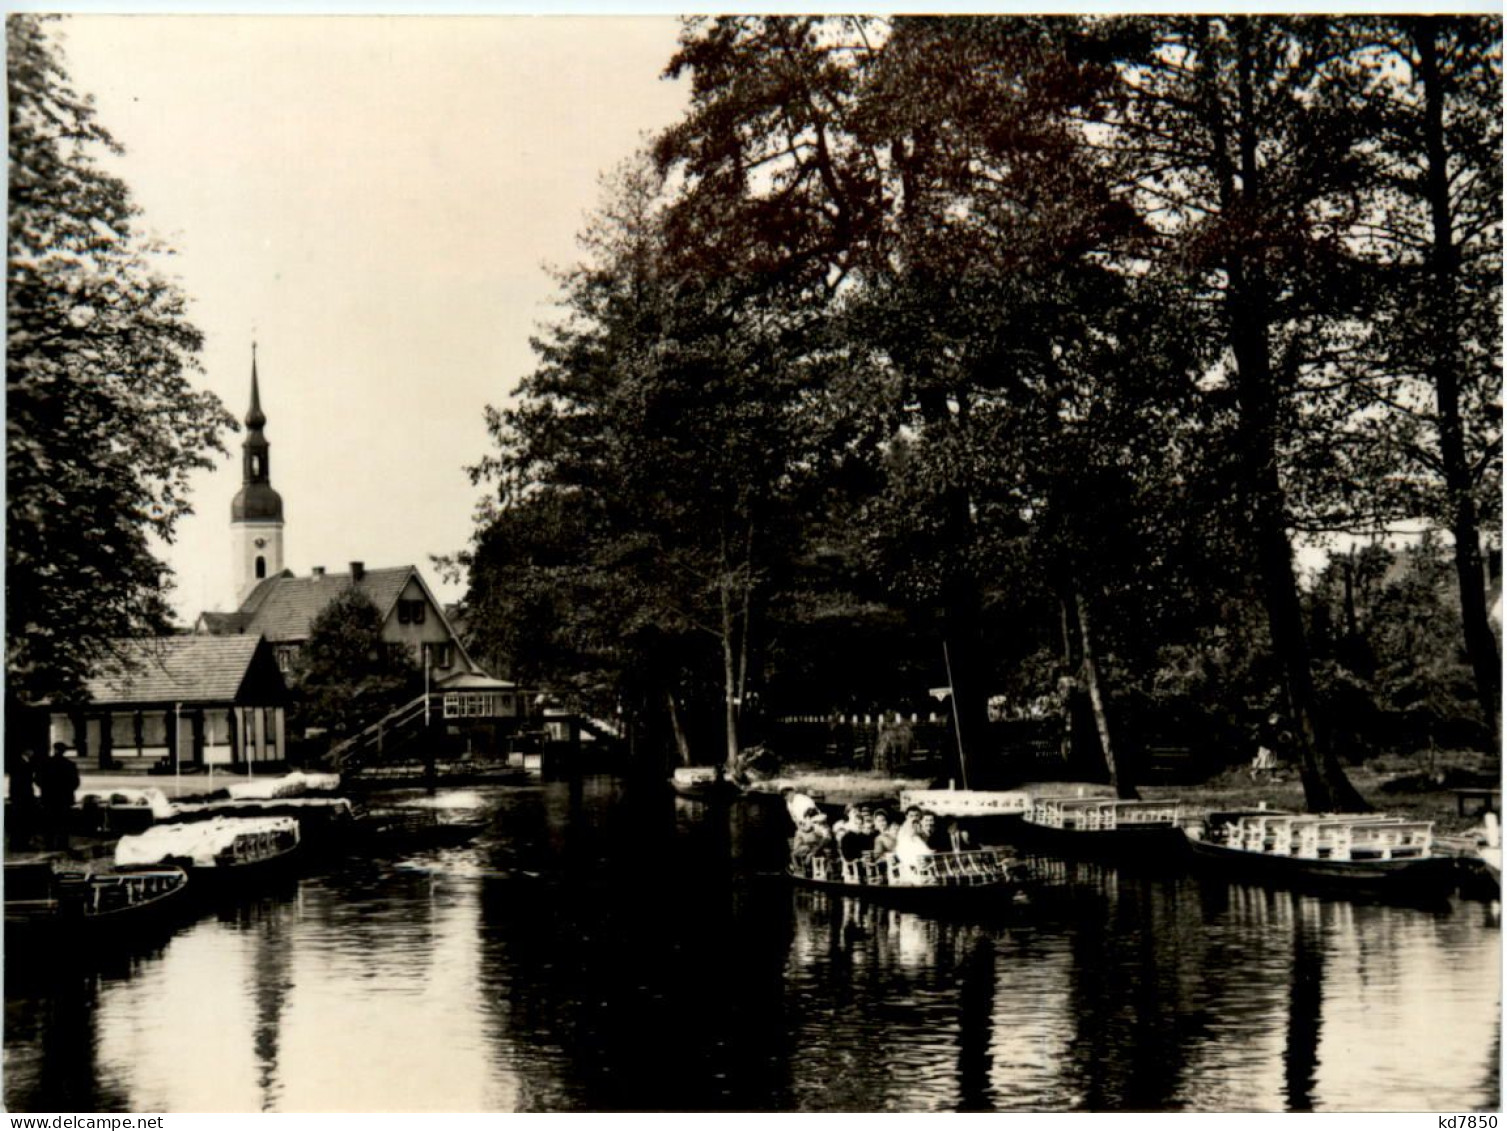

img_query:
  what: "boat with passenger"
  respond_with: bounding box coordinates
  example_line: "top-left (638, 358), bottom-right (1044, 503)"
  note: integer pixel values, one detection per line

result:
top-left (786, 846), bottom-right (1030, 906)
top-left (1183, 809), bottom-right (1457, 893)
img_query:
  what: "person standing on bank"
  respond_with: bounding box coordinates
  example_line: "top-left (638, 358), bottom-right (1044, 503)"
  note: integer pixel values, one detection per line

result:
top-left (7, 748), bottom-right (38, 850)
top-left (36, 743), bottom-right (80, 850)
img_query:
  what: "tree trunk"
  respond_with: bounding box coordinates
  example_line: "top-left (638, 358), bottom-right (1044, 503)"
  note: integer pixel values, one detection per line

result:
top-left (737, 521), bottom-right (753, 709)
top-left (666, 690), bottom-right (691, 767)
top-left (1415, 20), bottom-right (1501, 749)
top-left (1218, 20), bottom-right (1367, 813)
top-left (1074, 590), bottom-right (1137, 799)
top-left (719, 569), bottom-right (741, 772)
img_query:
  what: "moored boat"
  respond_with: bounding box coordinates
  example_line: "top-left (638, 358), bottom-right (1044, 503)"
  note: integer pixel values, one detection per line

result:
top-left (224, 770), bottom-right (342, 800)
top-left (1184, 809), bottom-right (1456, 894)
top-left (1014, 796), bottom-right (1187, 857)
top-left (74, 787), bottom-right (178, 836)
top-left (5, 859), bottom-right (191, 942)
top-left (168, 795), bottom-right (356, 849)
top-left (897, 788), bottom-right (1032, 820)
top-left (786, 846), bottom-right (1030, 907)
top-left (349, 790), bottom-right (491, 853)
top-left (896, 788), bottom-right (1032, 843)
top-left (670, 766), bottom-right (742, 802)
top-left (749, 773), bottom-right (933, 809)
top-left (114, 815), bottom-right (301, 889)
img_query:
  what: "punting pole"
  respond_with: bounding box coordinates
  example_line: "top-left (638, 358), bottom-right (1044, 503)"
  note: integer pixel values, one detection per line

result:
top-left (943, 640), bottom-right (969, 790)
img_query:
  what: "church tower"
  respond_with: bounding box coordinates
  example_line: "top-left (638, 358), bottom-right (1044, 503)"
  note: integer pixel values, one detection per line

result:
top-left (231, 345), bottom-right (285, 604)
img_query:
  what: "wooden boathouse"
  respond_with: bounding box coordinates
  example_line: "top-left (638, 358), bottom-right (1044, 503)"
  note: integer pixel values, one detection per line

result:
top-left (49, 635), bottom-right (290, 771)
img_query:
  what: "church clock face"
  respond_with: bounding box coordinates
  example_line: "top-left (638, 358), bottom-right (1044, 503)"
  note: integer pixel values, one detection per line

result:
top-left (254, 537), bottom-right (267, 549)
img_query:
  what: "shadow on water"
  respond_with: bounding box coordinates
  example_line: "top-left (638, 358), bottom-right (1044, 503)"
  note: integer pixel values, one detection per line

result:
top-left (1285, 901), bottom-right (1323, 1112)
top-left (471, 776), bottom-right (800, 1111)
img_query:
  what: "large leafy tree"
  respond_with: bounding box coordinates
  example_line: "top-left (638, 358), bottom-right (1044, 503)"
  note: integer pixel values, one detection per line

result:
top-left (656, 16), bottom-right (1157, 782)
top-left (6, 15), bottom-right (235, 708)
top-left (1351, 17), bottom-right (1501, 745)
top-left (1095, 16), bottom-right (1383, 810)
top-left (291, 587), bottom-right (419, 742)
top-left (464, 159), bottom-right (812, 770)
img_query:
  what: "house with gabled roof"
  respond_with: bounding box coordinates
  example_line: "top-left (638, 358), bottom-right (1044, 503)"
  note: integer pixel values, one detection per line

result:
top-left (196, 560), bottom-right (478, 681)
top-left (50, 635), bottom-right (289, 771)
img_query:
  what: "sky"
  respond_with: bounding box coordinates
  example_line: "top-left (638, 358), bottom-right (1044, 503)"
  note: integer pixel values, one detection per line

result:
top-left (45, 14), bottom-right (690, 624)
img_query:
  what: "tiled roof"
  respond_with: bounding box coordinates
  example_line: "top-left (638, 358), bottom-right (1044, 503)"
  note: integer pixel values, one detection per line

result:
top-left (225, 566), bottom-right (417, 643)
top-left (196, 611), bottom-right (251, 634)
top-left (85, 636), bottom-right (268, 705)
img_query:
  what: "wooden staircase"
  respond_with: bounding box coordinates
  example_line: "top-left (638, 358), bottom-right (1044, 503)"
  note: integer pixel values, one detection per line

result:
top-left (326, 693), bottom-right (439, 774)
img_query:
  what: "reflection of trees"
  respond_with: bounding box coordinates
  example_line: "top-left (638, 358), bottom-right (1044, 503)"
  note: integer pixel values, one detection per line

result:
top-left (5, 962), bottom-right (133, 1112)
top-left (1058, 877), bottom-right (1207, 1110)
top-left (246, 915), bottom-right (295, 1112)
top-left (955, 938), bottom-right (996, 1111)
top-left (1284, 900), bottom-right (1323, 1111)
top-left (782, 893), bottom-right (999, 1110)
top-left (474, 779), bottom-right (798, 1111)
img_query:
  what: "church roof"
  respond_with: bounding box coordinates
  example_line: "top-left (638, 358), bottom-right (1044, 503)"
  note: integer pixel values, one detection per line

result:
top-left (84, 636), bottom-right (284, 706)
top-left (231, 482), bottom-right (283, 522)
top-left (225, 566), bottom-right (423, 643)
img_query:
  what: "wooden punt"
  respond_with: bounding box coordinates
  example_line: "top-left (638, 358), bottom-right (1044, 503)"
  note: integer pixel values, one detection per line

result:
top-left (1184, 810), bottom-right (1457, 893)
top-left (1014, 796), bottom-right (1188, 856)
top-left (786, 846), bottom-right (1030, 908)
top-left (5, 859), bottom-right (191, 942)
top-left (897, 789), bottom-right (1032, 819)
top-left (114, 815), bottom-right (302, 891)
top-left (669, 766), bottom-right (743, 803)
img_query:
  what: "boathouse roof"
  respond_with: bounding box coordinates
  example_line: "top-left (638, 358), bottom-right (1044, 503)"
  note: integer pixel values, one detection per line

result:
top-left (84, 635), bottom-right (288, 706)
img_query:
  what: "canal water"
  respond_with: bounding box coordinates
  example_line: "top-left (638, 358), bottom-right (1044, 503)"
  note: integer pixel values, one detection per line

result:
top-left (4, 776), bottom-right (1500, 1113)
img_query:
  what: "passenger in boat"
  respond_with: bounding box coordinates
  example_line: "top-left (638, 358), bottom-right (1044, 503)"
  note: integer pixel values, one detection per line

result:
top-left (836, 805), bottom-right (876, 861)
top-left (917, 811), bottom-right (950, 852)
top-left (945, 819), bottom-right (973, 853)
top-left (895, 806), bottom-right (923, 847)
top-left (791, 812), bottom-right (833, 863)
top-left (782, 788), bottom-right (821, 827)
top-left (871, 810), bottom-right (898, 856)
top-left (892, 808), bottom-right (936, 883)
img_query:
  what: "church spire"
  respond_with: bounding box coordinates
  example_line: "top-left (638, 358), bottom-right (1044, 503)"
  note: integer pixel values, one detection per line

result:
top-left (231, 343), bottom-right (285, 603)
top-left (247, 341), bottom-right (266, 430)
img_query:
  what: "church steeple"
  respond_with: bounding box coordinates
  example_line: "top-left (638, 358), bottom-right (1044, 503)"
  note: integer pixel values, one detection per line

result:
top-left (231, 345), bottom-right (285, 604)
top-left (238, 344), bottom-right (276, 493)
top-left (246, 343), bottom-right (267, 430)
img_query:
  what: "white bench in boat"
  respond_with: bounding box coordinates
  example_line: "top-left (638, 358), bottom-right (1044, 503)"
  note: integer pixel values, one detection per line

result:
top-left (1225, 813), bottom-right (1434, 861)
top-left (1031, 797), bottom-right (1183, 831)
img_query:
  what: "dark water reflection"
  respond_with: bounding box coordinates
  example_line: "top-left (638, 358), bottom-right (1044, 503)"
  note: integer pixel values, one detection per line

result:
top-left (4, 776), bottom-right (1500, 1112)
